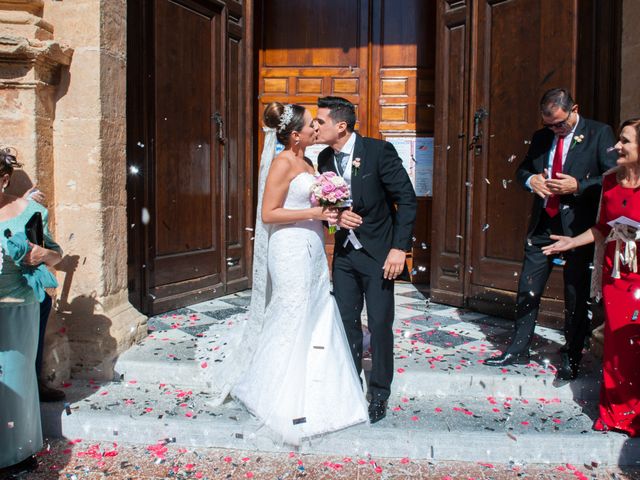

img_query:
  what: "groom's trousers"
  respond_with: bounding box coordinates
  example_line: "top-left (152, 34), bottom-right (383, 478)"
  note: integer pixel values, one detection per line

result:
top-left (332, 244), bottom-right (395, 402)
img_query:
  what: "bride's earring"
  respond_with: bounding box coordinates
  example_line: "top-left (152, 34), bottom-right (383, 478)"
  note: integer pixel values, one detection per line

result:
top-left (295, 139), bottom-right (300, 146)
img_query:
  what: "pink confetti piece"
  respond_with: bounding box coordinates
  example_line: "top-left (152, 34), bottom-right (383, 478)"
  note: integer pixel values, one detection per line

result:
top-left (397, 368), bottom-right (405, 373)
top-left (201, 362), bottom-right (208, 369)
top-left (521, 421), bottom-right (529, 426)
top-left (411, 416), bottom-right (419, 421)
top-left (223, 456), bottom-right (232, 463)
top-left (434, 407), bottom-right (442, 413)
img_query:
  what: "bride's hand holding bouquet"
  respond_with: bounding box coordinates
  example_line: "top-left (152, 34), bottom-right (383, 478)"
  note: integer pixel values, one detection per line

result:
top-left (310, 171), bottom-right (351, 234)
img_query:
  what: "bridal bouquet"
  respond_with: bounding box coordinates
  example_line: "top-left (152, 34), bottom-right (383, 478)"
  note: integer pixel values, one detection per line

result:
top-left (310, 171), bottom-right (351, 234)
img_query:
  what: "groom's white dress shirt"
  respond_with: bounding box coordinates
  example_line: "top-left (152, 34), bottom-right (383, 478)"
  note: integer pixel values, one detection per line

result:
top-left (333, 132), bottom-right (362, 250)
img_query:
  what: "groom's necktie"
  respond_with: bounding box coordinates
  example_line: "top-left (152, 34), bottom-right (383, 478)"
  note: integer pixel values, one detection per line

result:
top-left (545, 135), bottom-right (566, 218)
top-left (335, 152), bottom-right (348, 176)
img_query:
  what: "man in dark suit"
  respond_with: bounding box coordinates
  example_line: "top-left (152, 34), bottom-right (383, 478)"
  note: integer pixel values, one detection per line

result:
top-left (315, 96), bottom-right (417, 423)
top-left (485, 88), bottom-right (617, 380)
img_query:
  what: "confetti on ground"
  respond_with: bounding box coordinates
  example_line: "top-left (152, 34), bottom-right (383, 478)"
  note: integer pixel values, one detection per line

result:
top-left (12, 439), bottom-right (637, 480)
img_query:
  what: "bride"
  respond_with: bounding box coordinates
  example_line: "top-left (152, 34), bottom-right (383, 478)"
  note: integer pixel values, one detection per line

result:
top-left (221, 102), bottom-right (368, 444)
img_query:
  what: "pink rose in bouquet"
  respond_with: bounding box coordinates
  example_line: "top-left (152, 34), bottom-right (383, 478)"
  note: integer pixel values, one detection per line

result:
top-left (310, 171), bottom-right (351, 234)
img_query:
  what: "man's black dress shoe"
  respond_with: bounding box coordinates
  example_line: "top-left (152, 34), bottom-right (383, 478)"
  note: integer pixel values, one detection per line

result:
top-left (368, 399), bottom-right (387, 424)
top-left (556, 352), bottom-right (579, 380)
top-left (38, 380), bottom-right (66, 402)
top-left (484, 352), bottom-right (530, 367)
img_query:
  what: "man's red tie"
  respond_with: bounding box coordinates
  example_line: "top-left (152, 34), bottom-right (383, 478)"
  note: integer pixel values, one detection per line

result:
top-left (545, 135), bottom-right (565, 218)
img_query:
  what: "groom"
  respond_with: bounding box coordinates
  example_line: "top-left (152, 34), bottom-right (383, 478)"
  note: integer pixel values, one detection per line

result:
top-left (315, 96), bottom-right (417, 423)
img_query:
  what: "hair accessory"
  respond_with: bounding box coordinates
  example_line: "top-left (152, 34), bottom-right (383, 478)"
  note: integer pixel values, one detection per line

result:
top-left (0, 147), bottom-right (17, 166)
top-left (277, 104), bottom-right (294, 133)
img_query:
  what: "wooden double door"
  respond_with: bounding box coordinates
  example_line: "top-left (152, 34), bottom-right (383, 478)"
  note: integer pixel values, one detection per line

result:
top-left (127, 0), bottom-right (253, 315)
top-left (256, 0), bottom-right (436, 282)
top-left (431, 0), bottom-right (621, 321)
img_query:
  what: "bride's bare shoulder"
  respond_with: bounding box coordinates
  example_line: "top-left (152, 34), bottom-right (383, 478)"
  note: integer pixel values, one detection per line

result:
top-left (269, 153), bottom-right (296, 176)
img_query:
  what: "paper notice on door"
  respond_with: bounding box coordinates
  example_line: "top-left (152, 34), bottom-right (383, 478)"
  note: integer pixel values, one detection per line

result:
top-left (414, 137), bottom-right (434, 197)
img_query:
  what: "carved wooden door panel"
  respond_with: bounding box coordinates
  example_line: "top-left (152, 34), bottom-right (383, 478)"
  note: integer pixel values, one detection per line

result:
top-left (431, 0), bottom-right (471, 307)
top-left (465, 0), bottom-right (577, 318)
top-left (432, 0), bottom-right (619, 321)
top-left (127, 0), bottom-right (251, 315)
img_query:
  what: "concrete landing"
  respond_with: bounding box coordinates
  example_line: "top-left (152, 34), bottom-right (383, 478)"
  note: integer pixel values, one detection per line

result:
top-left (41, 284), bottom-right (640, 466)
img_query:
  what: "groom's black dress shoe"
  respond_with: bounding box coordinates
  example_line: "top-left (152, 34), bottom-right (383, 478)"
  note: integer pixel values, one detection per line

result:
top-left (368, 399), bottom-right (387, 424)
top-left (556, 352), bottom-right (579, 380)
top-left (484, 352), bottom-right (530, 367)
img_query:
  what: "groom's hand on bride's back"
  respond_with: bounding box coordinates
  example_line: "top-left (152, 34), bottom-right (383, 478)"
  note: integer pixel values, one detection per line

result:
top-left (337, 209), bottom-right (362, 230)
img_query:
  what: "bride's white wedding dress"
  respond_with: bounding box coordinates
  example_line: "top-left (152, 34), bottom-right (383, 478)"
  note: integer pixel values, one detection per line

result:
top-left (232, 172), bottom-right (368, 444)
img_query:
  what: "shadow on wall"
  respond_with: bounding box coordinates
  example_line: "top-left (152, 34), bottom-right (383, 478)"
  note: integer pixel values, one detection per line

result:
top-left (57, 284), bottom-right (119, 381)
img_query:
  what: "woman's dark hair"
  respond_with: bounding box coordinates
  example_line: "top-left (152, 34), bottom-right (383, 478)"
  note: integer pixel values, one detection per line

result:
top-left (620, 117), bottom-right (640, 145)
top-left (317, 96), bottom-right (356, 132)
top-left (263, 102), bottom-right (306, 146)
top-left (539, 88), bottom-right (574, 116)
top-left (0, 147), bottom-right (22, 178)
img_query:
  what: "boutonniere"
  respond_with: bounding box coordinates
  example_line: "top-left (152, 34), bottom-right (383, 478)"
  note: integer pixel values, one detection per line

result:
top-left (571, 134), bottom-right (584, 149)
top-left (352, 157), bottom-right (361, 176)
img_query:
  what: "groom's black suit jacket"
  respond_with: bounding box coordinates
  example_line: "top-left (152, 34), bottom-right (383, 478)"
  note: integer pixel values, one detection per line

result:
top-left (515, 117), bottom-right (617, 237)
top-left (317, 133), bottom-right (417, 264)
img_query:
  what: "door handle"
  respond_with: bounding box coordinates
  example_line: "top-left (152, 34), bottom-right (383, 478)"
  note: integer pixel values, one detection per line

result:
top-left (469, 107), bottom-right (488, 155)
top-left (213, 112), bottom-right (226, 144)
top-left (226, 256), bottom-right (240, 267)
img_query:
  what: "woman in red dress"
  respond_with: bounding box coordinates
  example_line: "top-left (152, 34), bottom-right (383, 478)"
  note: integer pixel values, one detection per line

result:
top-left (543, 118), bottom-right (640, 436)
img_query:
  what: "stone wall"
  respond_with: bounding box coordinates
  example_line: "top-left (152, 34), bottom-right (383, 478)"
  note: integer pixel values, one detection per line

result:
top-left (0, 0), bottom-right (73, 382)
top-left (621, 0), bottom-right (640, 122)
top-left (41, 0), bottom-right (146, 381)
top-left (0, 0), bottom-right (146, 384)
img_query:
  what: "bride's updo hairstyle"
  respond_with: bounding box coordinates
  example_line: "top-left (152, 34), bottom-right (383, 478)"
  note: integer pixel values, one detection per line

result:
top-left (263, 102), bottom-right (306, 146)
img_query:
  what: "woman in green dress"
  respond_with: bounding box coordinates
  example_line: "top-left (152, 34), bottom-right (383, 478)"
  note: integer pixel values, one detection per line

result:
top-left (0, 148), bottom-right (61, 475)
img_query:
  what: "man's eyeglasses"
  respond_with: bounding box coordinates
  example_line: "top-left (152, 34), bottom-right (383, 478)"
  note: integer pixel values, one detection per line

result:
top-left (543, 110), bottom-right (572, 129)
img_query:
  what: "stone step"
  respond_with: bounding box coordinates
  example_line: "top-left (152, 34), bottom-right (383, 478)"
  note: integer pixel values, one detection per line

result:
top-left (40, 381), bottom-right (638, 466)
top-left (113, 317), bottom-right (602, 402)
